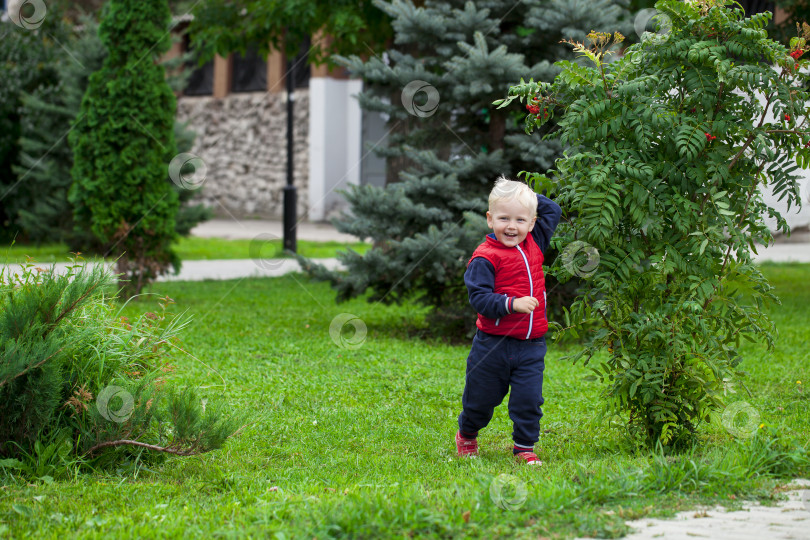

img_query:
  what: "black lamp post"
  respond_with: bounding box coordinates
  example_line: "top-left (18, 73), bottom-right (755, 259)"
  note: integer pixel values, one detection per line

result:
top-left (283, 56), bottom-right (297, 253)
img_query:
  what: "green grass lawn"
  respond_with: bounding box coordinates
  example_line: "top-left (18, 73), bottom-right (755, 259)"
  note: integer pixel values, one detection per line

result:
top-left (1, 236), bottom-right (370, 264)
top-left (1, 263), bottom-right (809, 538)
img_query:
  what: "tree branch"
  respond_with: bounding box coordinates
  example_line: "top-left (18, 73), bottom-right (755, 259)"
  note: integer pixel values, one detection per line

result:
top-left (0, 348), bottom-right (64, 388)
top-left (703, 162), bottom-right (765, 311)
top-left (714, 82), bottom-right (725, 114)
top-left (729, 92), bottom-right (774, 170)
top-left (765, 129), bottom-right (807, 135)
top-left (50, 277), bottom-right (104, 329)
top-left (84, 439), bottom-right (199, 457)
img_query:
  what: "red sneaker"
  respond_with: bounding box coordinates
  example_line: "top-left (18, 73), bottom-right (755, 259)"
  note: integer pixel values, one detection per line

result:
top-left (456, 431), bottom-right (478, 456)
top-left (515, 451), bottom-right (542, 465)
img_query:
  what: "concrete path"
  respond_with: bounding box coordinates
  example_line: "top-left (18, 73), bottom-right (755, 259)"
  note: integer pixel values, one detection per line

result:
top-left (160, 258), bottom-right (344, 281)
top-left (1, 258), bottom-right (343, 282)
top-left (190, 219), bottom-right (365, 243)
top-left (3, 242), bottom-right (809, 282)
top-left (604, 479), bottom-right (810, 540)
top-left (753, 229), bottom-right (810, 263)
top-left (3, 221), bottom-right (809, 281)
top-left (193, 219), bottom-right (810, 263)
top-left (753, 243), bottom-right (810, 263)
top-left (3, 220), bottom-right (355, 281)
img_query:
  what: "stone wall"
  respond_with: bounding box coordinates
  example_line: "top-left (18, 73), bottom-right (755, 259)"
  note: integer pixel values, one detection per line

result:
top-left (176, 90), bottom-right (309, 219)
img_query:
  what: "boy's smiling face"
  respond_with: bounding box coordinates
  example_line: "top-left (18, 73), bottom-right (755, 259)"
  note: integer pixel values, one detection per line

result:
top-left (486, 198), bottom-right (536, 248)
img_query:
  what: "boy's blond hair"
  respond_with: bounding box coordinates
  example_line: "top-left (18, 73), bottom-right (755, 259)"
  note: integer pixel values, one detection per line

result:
top-left (488, 176), bottom-right (536, 215)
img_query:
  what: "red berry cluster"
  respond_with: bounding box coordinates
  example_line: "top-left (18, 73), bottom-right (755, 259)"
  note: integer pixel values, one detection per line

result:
top-left (526, 96), bottom-right (549, 119)
top-left (785, 114), bottom-right (791, 121)
top-left (805, 140), bottom-right (810, 148)
top-left (705, 132), bottom-right (717, 142)
top-left (790, 50), bottom-right (804, 70)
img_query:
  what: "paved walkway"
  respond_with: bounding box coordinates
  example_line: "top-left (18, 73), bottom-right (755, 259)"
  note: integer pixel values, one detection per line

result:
top-left (163, 257), bottom-right (343, 281)
top-left (192, 219), bottom-right (810, 263)
top-left (190, 219), bottom-right (364, 243)
top-left (595, 479), bottom-right (810, 540)
top-left (1, 258), bottom-right (345, 282)
top-left (3, 221), bottom-right (810, 281)
top-left (752, 229), bottom-right (810, 263)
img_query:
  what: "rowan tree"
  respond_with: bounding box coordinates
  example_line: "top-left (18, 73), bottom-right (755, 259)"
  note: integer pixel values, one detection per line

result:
top-left (502, 0), bottom-right (808, 446)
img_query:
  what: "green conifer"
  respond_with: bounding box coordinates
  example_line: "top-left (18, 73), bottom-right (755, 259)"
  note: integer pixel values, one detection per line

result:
top-left (69, 0), bottom-right (180, 296)
top-left (13, 16), bottom-right (210, 248)
top-left (0, 263), bottom-right (238, 468)
top-left (303, 0), bottom-right (632, 335)
top-left (11, 16), bottom-right (107, 248)
top-left (0, 10), bottom-right (67, 243)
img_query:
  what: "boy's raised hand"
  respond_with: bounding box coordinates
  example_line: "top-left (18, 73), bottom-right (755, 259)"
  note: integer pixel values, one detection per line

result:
top-left (513, 296), bottom-right (539, 313)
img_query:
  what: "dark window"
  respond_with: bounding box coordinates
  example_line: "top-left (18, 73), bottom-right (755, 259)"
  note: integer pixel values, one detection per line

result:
top-left (232, 46), bottom-right (267, 93)
top-left (182, 34), bottom-right (214, 96)
top-left (736, 0), bottom-right (775, 16)
top-left (287, 35), bottom-right (311, 89)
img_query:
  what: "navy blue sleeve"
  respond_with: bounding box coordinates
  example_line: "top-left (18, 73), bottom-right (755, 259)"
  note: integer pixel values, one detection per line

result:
top-left (464, 257), bottom-right (512, 319)
top-left (532, 194), bottom-right (562, 254)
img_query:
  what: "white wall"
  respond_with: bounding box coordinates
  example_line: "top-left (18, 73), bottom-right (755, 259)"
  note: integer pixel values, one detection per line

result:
top-left (308, 77), bottom-right (363, 221)
top-left (754, 82), bottom-right (810, 234)
top-left (762, 179), bottom-right (810, 234)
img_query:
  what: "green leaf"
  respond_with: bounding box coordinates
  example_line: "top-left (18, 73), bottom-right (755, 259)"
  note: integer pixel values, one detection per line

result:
top-left (0, 458), bottom-right (26, 470)
top-left (675, 121), bottom-right (707, 161)
top-left (12, 504), bottom-right (33, 517)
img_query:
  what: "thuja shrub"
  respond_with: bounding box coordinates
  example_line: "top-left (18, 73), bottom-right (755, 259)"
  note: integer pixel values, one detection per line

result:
top-left (499, 0), bottom-right (808, 447)
top-left (0, 262), bottom-right (237, 478)
top-left (69, 0), bottom-right (180, 297)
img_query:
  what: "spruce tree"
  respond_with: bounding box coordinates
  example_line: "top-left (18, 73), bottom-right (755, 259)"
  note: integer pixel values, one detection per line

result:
top-left (303, 0), bottom-right (632, 334)
top-left (0, 9), bottom-right (67, 243)
top-left (69, 0), bottom-right (180, 296)
top-left (11, 16), bottom-right (107, 248)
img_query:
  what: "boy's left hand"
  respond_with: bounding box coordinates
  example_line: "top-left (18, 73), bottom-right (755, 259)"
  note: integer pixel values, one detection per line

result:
top-left (513, 296), bottom-right (539, 313)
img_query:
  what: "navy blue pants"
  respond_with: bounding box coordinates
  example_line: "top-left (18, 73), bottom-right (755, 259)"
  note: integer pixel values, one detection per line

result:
top-left (458, 330), bottom-right (546, 448)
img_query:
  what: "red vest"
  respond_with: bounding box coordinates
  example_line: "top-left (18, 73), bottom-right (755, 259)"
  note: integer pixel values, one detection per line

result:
top-left (468, 234), bottom-right (548, 339)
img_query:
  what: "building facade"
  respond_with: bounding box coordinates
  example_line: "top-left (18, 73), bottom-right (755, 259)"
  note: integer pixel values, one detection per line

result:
top-left (166, 23), bottom-right (383, 222)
